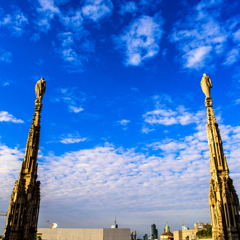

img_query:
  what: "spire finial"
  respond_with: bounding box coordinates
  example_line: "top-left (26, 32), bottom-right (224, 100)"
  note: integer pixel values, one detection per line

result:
top-left (200, 73), bottom-right (212, 99)
top-left (35, 77), bottom-right (46, 103)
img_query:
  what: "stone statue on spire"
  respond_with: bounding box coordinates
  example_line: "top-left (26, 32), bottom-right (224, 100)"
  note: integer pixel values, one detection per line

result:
top-left (201, 73), bottom-right (212, 98)
top-left (35, 77), bottom-right (46, 102)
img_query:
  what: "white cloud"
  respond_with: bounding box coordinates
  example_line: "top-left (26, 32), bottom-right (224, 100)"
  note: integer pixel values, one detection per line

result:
top-left (56, 32), bottom-right (85, 67)
top-left (0, 7), bottom-right (28, 36)
top-left (55, 30), bottom-right (94, 71)
top-left (2, 109), bottom-right (240, 235)
top-left (61, 9), bottom-right (83, 31)
top-left (0, 144), bottom-right (24, 201)
top-left (143, 106), bottom-right (205, 126)
top-left (0, 111), bottom-right (24, 123)
top-left (60, 138), bottom-right (87, 144)
top-left (60, 134), bottom-right (87, 144)
top-left (58, 32), bottom-right (77, 61)
top-left (196, 0), bottom-right (223, 10)
top-left (141, 126), bottom-right (155, 134)
top-left (0, 49), bottom-right (12, 63)
top-left (0, 119), bottom-right (212, 232)
top-left (82, 0), bottom-right (113, 22)
top-left (170, 0), bottom-right (239, 70)
top-left (36, 0), bottom-right (61, 32)
top-left (223, 47), bottom-right (240, 66)
top-left (115, 14), bottom-right (164, 66)
top-left (118, 119), bottom-right (130, 126)
top-left (119, 1), bottom-right (137, 15)
top-left (53, 87), bottom-right (86, 113)
top-left (183, 46), bottom-right (212, 69)
top-left (38, 0), bottom-right (61, 13)
top-left (233, 29), bottom-right (240, 42)
top-left (69, 106), bottom-right (84, 113)
top-left (35, 0), bottom-right (112, 33)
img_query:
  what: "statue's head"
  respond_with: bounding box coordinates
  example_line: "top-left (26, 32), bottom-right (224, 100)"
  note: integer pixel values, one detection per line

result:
top-left (41, 77), bottom-right (45, 81)
top-left (203, 73), bottom-right (206, 77)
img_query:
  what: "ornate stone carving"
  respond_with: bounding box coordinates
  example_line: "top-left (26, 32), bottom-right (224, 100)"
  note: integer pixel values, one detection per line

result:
top-left (3, 79), bottom-right (46, 240)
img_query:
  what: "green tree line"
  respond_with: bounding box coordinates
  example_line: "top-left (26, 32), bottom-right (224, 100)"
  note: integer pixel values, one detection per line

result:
top-left (196, 226), bottom-right (212, 239)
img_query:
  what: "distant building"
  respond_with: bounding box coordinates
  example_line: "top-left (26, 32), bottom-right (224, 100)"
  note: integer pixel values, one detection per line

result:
top-left (37, 228), bottom-right (130, 240)
top-left (182, 225), bottom-right (189, 231)
top-left (173, 228), bottom-right (198, 240)
top-left (194, 221), bottom-right (211, 230)
top-left (143, 234), bottom-right (148, 240)
top-left (173, 221), bottom-right (212, 240)
top-left (160, 222), bottom-right (173, 240)
top-left (111, 216), bottom-right (118, 228)
top-left (151, 224), bottom-right (158, 239)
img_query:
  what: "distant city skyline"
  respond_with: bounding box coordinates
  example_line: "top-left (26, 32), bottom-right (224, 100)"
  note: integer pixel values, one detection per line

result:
top-left (1, 0), bottom-right (240, 237)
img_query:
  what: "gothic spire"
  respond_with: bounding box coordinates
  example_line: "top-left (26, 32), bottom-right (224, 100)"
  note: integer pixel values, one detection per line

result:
top-left (201, 74), bottom-right (240, 240)
top-left (3, 78), bottom-right (46, 240)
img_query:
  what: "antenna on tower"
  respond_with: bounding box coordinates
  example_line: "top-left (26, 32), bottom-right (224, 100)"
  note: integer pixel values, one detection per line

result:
top-left (111, 215), bottom-right (118, 228)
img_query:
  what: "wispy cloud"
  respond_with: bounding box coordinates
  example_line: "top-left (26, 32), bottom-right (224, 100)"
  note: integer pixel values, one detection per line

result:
top-left (55, 30), bottom-right (94, 72)
top-left (0, 7), bottom-right (28, 36)
top-left (35, 0), bottom-right (112, 32)
top-left (36, 0), bottom-right (60, 32)
top-left (53, 87), bottom-right (86, 113)
top-left (119, 1), bottom-right (137, 15)
top-left (170, 0), bottom-right (240, 70)
top-left (0, 49), bottom-right (12, 63)
top-left (118, 119), bottom-right (130, 126)
top-left (59, 133), bottom-right (87, 144)
top-left (0, 111), bottom-right (24, 123)
top-left (69, 106), bottom-right (84, 113)
top-left (143, 106), bottom-right (205, 126)
top-left (141, 126), bottom-right (155, 134)
top-left (0, 144), bottom-right (23, 200)
top-left (31, 0), bottom-right (109, 71)
top-left (0, 78), bottom-right (11, 86)
top-left (223, 46), bottom-right (240, 66)
top-left (82, 0), bottom-right (113, 22)
top-left (115, 14), bottom-right (164, 66)
top-left (57, 32), bottom-right (81, 63)
top-left (233, 29), bottom-right (240, 42)
top-left (2, 110), bottom-right (240, 234)
top-left (60, 9), bottom-right (83, 31)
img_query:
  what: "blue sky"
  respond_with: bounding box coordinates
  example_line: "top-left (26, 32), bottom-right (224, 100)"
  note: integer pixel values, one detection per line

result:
top-left (1, 0), bottom-right (240, 237)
